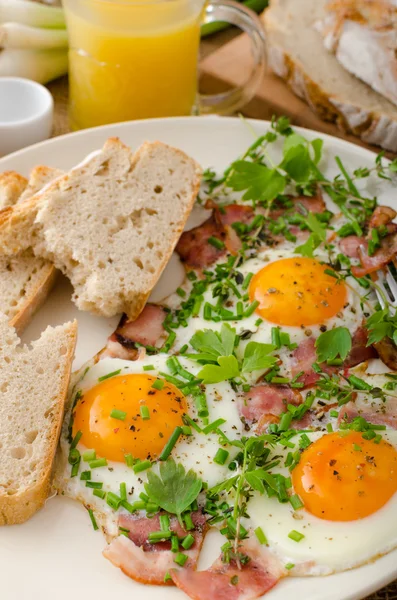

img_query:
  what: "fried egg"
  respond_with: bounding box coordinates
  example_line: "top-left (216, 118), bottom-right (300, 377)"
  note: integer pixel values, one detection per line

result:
top-left (55, 354), bottom-right (242, 538)
top-left (249, 429), bottom-right (397, 576)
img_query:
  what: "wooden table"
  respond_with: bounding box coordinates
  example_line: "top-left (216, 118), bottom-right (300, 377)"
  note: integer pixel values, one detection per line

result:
top-left (46, 32), bottom-right (396, 600)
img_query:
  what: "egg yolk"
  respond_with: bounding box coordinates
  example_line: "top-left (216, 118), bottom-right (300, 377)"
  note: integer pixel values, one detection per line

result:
top-left (292, 431), bottom-right (397, 521)
top-left (72, 374), bottom-right (187, 463)
top-left (249, 257), bottom-right (347, 327)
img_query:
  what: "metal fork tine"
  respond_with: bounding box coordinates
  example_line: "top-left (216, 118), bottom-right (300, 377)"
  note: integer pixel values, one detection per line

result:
top-left (374, 271), bottom-right (388, 309)
top-left (386, 266), bottom-right (397, 306)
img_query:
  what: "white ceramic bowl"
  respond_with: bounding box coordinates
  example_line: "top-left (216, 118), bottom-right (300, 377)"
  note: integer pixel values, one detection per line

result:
top-left (0, 77), bottom-right (54, 156)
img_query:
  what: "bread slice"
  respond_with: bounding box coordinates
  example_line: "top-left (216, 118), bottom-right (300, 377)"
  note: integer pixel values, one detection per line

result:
top-left (0, 172), bottom-right (27, 209)
top-left (0, 316), bottom-right (77, 525)
top-left (0, 138), bottom-right (202, 319)
top-left (316, 1), bottom-right (397, 107)
top-left (0, 166), bottom-right (62, 333)
top-left (263, 0), bottom-right (397, 152)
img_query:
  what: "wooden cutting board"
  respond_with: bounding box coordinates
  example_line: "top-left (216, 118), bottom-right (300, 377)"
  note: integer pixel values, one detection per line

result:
top-left (200, 32), bottom-right (385, 154)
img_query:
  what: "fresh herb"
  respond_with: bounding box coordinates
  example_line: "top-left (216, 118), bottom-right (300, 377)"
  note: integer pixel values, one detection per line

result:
top-left (315, 327), bottom-right (352, 363)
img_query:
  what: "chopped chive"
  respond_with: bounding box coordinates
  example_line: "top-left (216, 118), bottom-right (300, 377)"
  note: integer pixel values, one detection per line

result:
top-left (279, 412), bottom-right (292, 432)
top-left (330, 409), bottom-right (339, 418)
top-left (184, 512), bottom-right (194, 531)
top-left (106, 492), bottom-right (121, 510)
top-left (214, 448), bottom-right (229, 465)
top-left (183, 414), bottom-right (202, 433)
top-left (119, 482), bottom-right (127, 501)
top-left (163, 331), bottom-right (176, 352)
top-left (166, 356), bottom-right (179, 374)
top-left (362, 430), bottom-right (376, 440)
top-left (89, 458), bottom-right (108, 469)
top-left (180, 344), bottom-right (188, 354)
top-left (299, 434), bottom-right (311, 449)
top-left (374, 434), bottom-right (382, 444)
top-left (348, 375), bottom-right (372, 391)
top-left (143, 364), bottom-right (155, 371)
top-left (119, 526), bottom-right (130, 537)
top-left (174, 552), bottom-right (189, 567)
top-left (160, 514), bottom-right (170, 532)
top-left (182, 534), bottom-right (195, 550)
top-left (244, 300), bottom-right (259, 318)
top-left (71, 430), bottom-right (82, 449)
top-left (182, 425), bottom-right (192, 436)
top-left (140, 405), bottom-right (150, 420)
top-left (130, 500), bottom-right (146, 511)
top-left (242, 272), bottom-right (254, 290)
top-left (86, 481), bottom-right (103, 489)
top-left (71, 460), bottom-right (80, 477)
top-left (80, 470), bottom-right (91, 481)
top-left (285, 562), bottom-right (295, 570)
top-left (289, 494), bottom-right (304, 510)
top-left (93, 489), bottom-right (106, 499)
top-left (124, 453), bottom-right (134, 468)
top-left (133, 460), bottom-right (152, 473)
top-left (271, 376), bottom-right (290, 384)
top-left (230, 575), bottom-right (239, 586)
top-left (164, 571), bottom-right (173, 583)
top-left (327, 423), bottom-right (333, 432)
top-left (139, 492), bottom-right (149, 502)
top-left (159, 426), bottom-right (183, 461)
top-left (192, 295), bottom-right (204, 317)
top-left (203, 418), bottom-right (226, 434)
top-left (194, 393), bottom-right (209, 418)
top-left (121, 500), bottom-right (134, 513)
top-left (68, 448), bottom-right (80, 465)
top-left (98, 369), bottom-right (121, 382)
top-left (203, 303), bottom-right (212, 320)
top-left (87, 508), bottom-right (98, 531)
top-left (208, 236), bottom-right (225, 250)
top-left (110, 409), bottom-right (127, 421)
top-left (326, 358), bottom-right (343, 366)
top-left (271, 327), bottom-right (281, 349)
top-left (82, 449), bottom-right (96, 462)
top-left (176, 287), bottom-right (186, 298)
top-left (353, 443), bottom-right (362, 451)
top-left (288, 530), bottom-right (304, 542)
top-left (148, 530), bottom-right (172, 543)
top-left (171, 535), bottom-right (180, 553)
top-left (151, 378), bottom-right (165, 391)
top-left (242, 383), bottom-right (251, 393)
top-left (147, 504), bottom-right (160, 513)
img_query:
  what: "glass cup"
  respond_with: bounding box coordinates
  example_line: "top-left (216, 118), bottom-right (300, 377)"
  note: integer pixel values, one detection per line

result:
top-left (63, 0), bottom-right (266, 129)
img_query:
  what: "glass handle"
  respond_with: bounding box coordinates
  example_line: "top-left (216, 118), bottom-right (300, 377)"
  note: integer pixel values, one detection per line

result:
top-left (199, 0), bottom-right (266, 115)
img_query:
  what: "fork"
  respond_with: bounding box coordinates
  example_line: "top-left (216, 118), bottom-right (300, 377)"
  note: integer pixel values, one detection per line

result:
top-left (373, 263), bottom-right (397, 310)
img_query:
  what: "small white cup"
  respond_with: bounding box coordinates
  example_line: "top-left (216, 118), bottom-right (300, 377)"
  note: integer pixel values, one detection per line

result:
top-left (0, 77), bottom-right (54, 156)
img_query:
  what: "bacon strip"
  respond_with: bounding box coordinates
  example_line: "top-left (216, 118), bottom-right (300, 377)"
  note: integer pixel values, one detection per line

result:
top-left (374, 337), bottom-right (397, 370)
top-left (351, 234), bottom-right (397, 278)
top-left (103, 512), bottom-right (207, 586)
top-left (269, 189), bottom-right (325, 220)
top-left (369, 206), bottom-right (397, 229)
top-left (101, 304), bottom-right (166, 360)
top-left (345, 326), bottom-right (377, 367)
top-left (338, 397), bottom-right (397, 430)
top-left (339, 235), bottom-right (366, 259)
top-left (239, 384), bottom-right (302, 432)
top-left (170, 535), bottom-right (284, 600)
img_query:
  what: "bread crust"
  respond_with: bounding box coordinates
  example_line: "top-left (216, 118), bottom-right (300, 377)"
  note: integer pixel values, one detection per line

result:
top-left (0, 320), bottom-right (77, 525)
top-left (263, 1), bottom-right (397, 152)
top-left (0, 172), bottom-right (27, 209)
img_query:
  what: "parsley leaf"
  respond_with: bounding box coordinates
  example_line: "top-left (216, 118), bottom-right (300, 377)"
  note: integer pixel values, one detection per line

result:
top-left (294, 233), bottom-right (322, 258)
top-left (241, 342), bottom-right (277, 373)
top-left (366, 308), bottom-right (397, 345)
top-left (280, 144), bottom-right (313, 183)
top-left (190, 323), bottom-right (236, 359)
top-left (315, 327), bottom-right (352, 363)
top-left (145, 459), bottom-right (202, 527)
top-left (227, 161), bottom-right (286, 202)
top-left (306, 213), bottom-right (326, 240)
top-left (198, 355), bottom-right (240, 384)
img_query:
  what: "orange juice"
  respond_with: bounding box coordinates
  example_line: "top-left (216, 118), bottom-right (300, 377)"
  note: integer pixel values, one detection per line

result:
top-left (64, 0), bottom-right (204, 129)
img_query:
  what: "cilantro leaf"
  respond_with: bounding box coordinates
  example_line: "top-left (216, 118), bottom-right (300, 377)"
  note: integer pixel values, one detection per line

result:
top-left (294, 233), bottom-right (322, 258)
top-left (315, 327), bottom-right (352, 363)
top-left (198, 355), bottom-right (240, 384)
top-left (145, 458), bottom-right (202, 527)
top-left (241, 342), bottom-right (277, 373)
top-left (227, 161), bottom-right (286, 202)
top-left (190, 323), bottom-right (236, 359)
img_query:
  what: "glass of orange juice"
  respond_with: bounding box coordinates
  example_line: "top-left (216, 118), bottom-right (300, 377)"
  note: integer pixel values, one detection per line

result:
top-left (63, 0), bottom-right (266, 129)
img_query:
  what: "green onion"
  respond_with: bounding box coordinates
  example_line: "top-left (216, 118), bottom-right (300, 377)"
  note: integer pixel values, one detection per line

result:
top-left (93, 489), bottom-right (106, 499)
top-left (244, 300), bottom-right (259, 317)
top-left (203, 418), bottom-right (226, 434)
top-left (164, 571), bottom-right (173, 583)
top-left (130, 500), bottom-right (146, 511)
top-left (119, 482), bottom-right (127, 501)
top-left (87, 508), bottom-right (98, 531)
top-left (98, 369), bottom-right (121, 382)
top-left (327, 423), bottom-right (333, 432)
top-left (353, 443), bottom-right (362, 452)
top-left (143, 364), bottom-right (155, 371)
top-left (140, 492), bottom-right (149, 502)
top-left (68, 448), bottom-right (80, 465)
top-left (166, 356), bottom-right (179, 374)
top-left (288, 530), bottom-right (304, 542)
top-left (121, 500), bottom-right (134, 513)
top-left (182, 425), bottom-right (192, 436)
top-left (171, 535), bottom-right (180, 553)
top-left (110, 409), bottom-right (127, 421)
top-left (180, 344), bottom-right (188, 354)
top-left (194, 393), bottom-right (209, 418)
top-left (174, 552), bottom-right (188, 566)
top-left (203, 303), bottom-right (212, 320)
top-left (71, 460), bottom-right (80, 478)
top-left (80, 470), bottom-right (91, 481)
top-left (176, 287), bottom-right (186, 298)
top-left (147, 502), bottom-right (159, 512)
top-left (124, 453), bottom-right (134, 468)
top-left (299, 434), bottom-right (311, 449)
top-left (214, 448), bottom-right (229, 465)
top-left (271, 376), bottom-right (290, 384)
top-left (86, 481), bottom-right (103, 489)
top-left (183, 414), bottom-right (202, 433)
top-left (133, 460), bottom-right (152, 473)
top-left (140, 405), bottom-right (150, 420)
top-left (106, 492), bottom-right (121, 510)
top-left (208, 236), bottom-right (225, 250)
top-left (255, 526), bottom-right (267, 545)
top-left (71, 430), bottom-right (82, 449)
top-left (362, 430), bottom-right (376, 440)
top-left (148, 530), bottom-right (172, 543)
top-left (242, 272), bottom-right (254, 290)
top-left (278, 412), bottom-right (292, 432)
top-left (160, 514), bottom-right (170, 532)
top-left (182, 534), bottom-right (195, 550)
top-left (82, 449), bottom-right (96, 462)
top-left (184, 512), bottom-right (194, 531)
top-left (271, 327), bottom-right (281, 348)
top-left (119, 526), bottom-right (130, 537)
top-left (89, 458), bottom-right (108, 469)
top-left (163, 331), bottom-right (176, 352)
top-left (159, 426), bottom-right (183, 461)
top-left (348, 375), bottom-right (372, 391)
top-left (289, 494), bottom-right (304, 510)
top-left (285, 562), bottom-right (295, 570)
top-left (330, 409), bottom-right (339, 418)
top-left (151, 379), bottom-right (164, 391)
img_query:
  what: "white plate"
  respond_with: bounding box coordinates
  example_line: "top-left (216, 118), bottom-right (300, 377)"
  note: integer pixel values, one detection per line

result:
top-left (0, 116), bottom-right (396, 600)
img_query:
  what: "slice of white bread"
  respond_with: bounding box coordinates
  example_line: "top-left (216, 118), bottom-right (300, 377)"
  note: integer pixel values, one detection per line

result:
top-left (0, 172), bottom-right (27, 209)
top-left (0, 166), bottom-right (62, 333)
top-left (317, 1), bottom-right (397, 107)
top-left (263, 0), bottom-right (397, 152)
top-left (0, 138), bottom-right (202, 319)
top-left (0, 316), bottom-right (77, 525)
